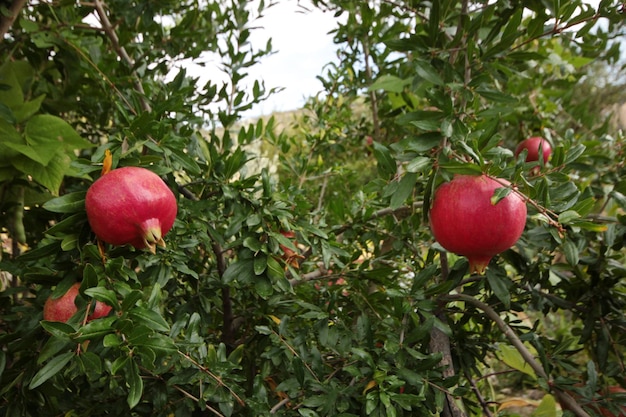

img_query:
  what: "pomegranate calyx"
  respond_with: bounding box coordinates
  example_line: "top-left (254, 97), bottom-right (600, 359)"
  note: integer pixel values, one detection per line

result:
top-left (468, 255), bottom-right (493, 275)
top-left (140, 218), bottom-right (165, 254)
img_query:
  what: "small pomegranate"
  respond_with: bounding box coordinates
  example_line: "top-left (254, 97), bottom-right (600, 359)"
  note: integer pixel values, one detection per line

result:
top-left (514, 136), bottom-right (552, 164)
top-left (429, 174), bottom-right (527, 274)
top-left (43, 283), bottom-right (112, 323)
top-left (86, 166), bottom-right (177, 253)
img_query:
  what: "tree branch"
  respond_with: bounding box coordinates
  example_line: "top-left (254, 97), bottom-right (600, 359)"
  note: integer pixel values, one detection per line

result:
top-left (444, 293), bottom-right (592, 417)
top-left (211, 241), bottom-right (235, 349)
top-left (93, 0), bottom-right (151, 113)
top-left (0, 0), bottom-right (28, 43)
top-left (430, 253), bottom-right (467, 417)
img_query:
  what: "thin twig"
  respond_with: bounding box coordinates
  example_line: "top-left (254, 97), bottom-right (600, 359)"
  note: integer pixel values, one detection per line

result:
top-left (464, 368), bottom-right (494, 417)
top-left (93, 0), bottom-right (152, 113)
top-left (269, 397), bottom-right (291, 414)
top-left (211, 241), bottom-right (235, 348)
top-left (178, 350), bottom-right (245, 406)
top-left (270, 329), bottom-right (321, 383)
top-left (0, 0), bottom-right (28, 42)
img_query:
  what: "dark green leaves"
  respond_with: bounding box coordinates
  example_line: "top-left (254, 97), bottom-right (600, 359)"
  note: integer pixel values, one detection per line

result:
top-left (29, 351), bottom-right (74, 389)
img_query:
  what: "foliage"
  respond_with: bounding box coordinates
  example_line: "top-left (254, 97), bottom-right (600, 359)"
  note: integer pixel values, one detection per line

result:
top-left (1, 0), bottom-right (626, 416)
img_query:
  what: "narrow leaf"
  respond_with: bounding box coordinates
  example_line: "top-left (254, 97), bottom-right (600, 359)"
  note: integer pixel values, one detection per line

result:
top-left (29, 351), bottom-right (74, 389)
top-left (126, 361), bottom-right (143, 409)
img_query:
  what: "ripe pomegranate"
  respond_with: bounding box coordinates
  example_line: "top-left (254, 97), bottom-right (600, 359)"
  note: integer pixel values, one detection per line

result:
top-left (43, 283), bottom-right (112, 323)
top-left (85, 166), bottom-right (177, 253)
top-left (429, 174), bottom-right (527, 274)
top-left (514, 136), bottom-right (552, 164)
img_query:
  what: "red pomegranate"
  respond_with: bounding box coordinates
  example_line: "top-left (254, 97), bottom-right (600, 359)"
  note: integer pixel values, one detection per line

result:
top-left (85, 166), bottom-right (177, 253)
top-left (429, 174), bottom-right (527, 274)
top-left (514, 136), bottom-right (552, 164)
top-left (43, 283), bottom-right (112, 322)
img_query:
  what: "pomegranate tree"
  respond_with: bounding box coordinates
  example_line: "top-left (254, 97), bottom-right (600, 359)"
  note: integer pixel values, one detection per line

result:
top-left (85, 166), bottom-right (177, 253)
top-left (43, 283), bottom-right (112, 323)
top-left (429, 174), bottom-right (527, 274)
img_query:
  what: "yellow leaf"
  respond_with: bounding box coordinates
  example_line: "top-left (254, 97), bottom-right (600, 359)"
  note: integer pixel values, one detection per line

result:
top-left (269, 315), bottom-right (281, 325)
top-left (363, 379), bottom-right (377, 394)
top-left (498, 398), bottom-right (539, 411)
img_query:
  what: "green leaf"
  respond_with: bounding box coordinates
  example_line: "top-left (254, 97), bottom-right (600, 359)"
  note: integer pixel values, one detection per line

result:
top-left (131, 332), bottom-right (177, 353)
top-left (437, 162), bottom-right (482, 176)
top-left (558, 210), bottom-right (581, 224)
top-left (390, 172), bottom-right (417, 210)
top-left (129, 307), bottom-right (170, 333)
top-left (37, 336), bottom-right (72, 365)
top-left (3, 139), bottom-right (61, 166)
top-left (28, 351), bottom-right (74, 389)
top-left (496, 344), bottom-right (537, 379)
top-left (243, 236), bottom-right (262, 252)
top-left (222, 258), bottom-right (255, 284)
top-left (372, 142), bottom-right (397, 178)
top-left (532, 394), bottom-right (557, 417)
top-left (74, 317), bottom-right (116, 341)
top-left (25, 114), bottom-right (93, 151)
top-left (103, 333), bottom-right (122, 347)
top-left (563, 144), bottom-right (586, 164)
top-left (562, 239), bottom-right (579, 266)
top-left (266, 255), bottom-right (285, 281)
top-left (253, 254), bottom-right (267, 275)
top-left (0, 62), bottom-right (24, 107)
top-left (170, 147), bottom-right (201, 175)
top-left (13, 94), bottom-right (45, 123)
top-left (42, 192), bottom-right (86, 213)
top-left (12, 152), bottom-right (71, 195)
top-left (40, 321), bottom-right (76, 339)
top-left (126, 361), bottom-right (143, 409)
top-left (369, 75), bottom-right (411, 93)
top-left (254, 275), bottom-right (273, 298)
top-left (491, 187), bottom-right (513, 205)
top-left (84, 287), bottom-right (118, 309)
top-left (0, 351), bottom-right (5, 378)
top-left (486, 268), bottom-right (511, 309)
top-left (415, 60), bottom-right (443, 85)
top-left (77, 351), bottom-right (102, 376)
top-left (406, 156), bottom-right (432, 174)
top-left (476, 88), bottom-right (518, 104)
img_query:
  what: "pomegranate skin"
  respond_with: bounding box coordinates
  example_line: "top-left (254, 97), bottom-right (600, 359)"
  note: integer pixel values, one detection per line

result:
top-left (514, 136), bottom-right (552, 164)
top-left (85, 166), bottom-right (177, 252)
top-left (429, 174), bottom-right (527, 274)
top-left (43, 283), bottom-right (112, 323)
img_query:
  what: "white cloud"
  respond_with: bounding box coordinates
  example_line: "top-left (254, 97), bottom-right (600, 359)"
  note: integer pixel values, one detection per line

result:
top-left (244, 0), bottom-right (340, 116)
top-left (176, 1), bottom-right (340, 119)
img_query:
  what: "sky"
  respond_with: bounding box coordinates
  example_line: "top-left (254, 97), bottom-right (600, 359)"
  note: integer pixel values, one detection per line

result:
top-left (177, 1), bottom-right (341, 119)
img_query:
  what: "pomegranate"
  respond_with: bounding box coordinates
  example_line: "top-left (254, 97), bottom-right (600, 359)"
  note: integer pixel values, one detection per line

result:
top-left (85, 166), bottom-right (177, 253)
top-left (43, 283), bottom-right (112, 322)
top-left (514, 136), bottom-right (552, 164)
top-left (429, 174), bottom-right (527, 274)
